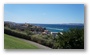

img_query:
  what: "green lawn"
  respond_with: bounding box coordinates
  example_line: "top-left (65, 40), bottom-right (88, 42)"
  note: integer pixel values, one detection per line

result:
top-left (4, 34), bottom-right (38, 49)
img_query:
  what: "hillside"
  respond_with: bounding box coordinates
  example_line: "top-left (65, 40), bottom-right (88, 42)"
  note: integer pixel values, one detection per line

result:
top-left (4, 21), bottom-right (46, 33)
top-left (4, 34), bottom-right (38, 49)
top-left (4, 21), bottom-right (84, 49)
top-left (4, 34), bottom-right (51, 49)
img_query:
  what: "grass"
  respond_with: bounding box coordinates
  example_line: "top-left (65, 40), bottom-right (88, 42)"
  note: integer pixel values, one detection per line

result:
top-left (4, 34), bottom-right (38, 49)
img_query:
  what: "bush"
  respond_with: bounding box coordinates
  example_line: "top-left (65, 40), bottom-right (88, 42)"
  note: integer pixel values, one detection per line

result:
top-left (31, 35), bottom-right (53, 48)
top-left (4, 27), bottom-right (53, 48)
top-left (53, 28), bottom-right (84, 49)
top-left (4, 27), bottom-right (31, 40)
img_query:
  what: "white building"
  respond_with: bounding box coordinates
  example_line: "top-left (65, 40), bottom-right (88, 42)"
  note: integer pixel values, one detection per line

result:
top-left (51, 32), bottom-right (63, 36)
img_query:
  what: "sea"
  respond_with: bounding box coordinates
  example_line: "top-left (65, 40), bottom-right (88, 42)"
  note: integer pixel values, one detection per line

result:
top-left (32, 24), bottom-right (84, 32)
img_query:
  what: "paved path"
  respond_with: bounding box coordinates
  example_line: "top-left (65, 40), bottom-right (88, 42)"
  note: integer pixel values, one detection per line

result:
top-left (16, 37), bottom-right (51, 49)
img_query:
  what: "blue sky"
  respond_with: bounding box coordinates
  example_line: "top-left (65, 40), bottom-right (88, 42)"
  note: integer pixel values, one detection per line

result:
top-left (4, 4), bottom-right (84, 24)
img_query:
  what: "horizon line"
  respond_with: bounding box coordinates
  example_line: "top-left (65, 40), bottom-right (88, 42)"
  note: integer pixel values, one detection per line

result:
top-left (4, 21), bottom-right (84, 24)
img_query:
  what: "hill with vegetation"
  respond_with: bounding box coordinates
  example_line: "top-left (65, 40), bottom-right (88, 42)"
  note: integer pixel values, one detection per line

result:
top-left (4, 34), bottom-right (38, 49)
top-left (4, 21), bottom-right (84, 49)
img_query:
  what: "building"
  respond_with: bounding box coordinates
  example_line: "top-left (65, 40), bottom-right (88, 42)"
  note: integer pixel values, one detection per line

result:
top-left (51, 32), bottom-right (63, 37)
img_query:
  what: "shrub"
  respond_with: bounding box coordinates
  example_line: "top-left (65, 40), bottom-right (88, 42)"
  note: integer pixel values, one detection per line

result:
top-left (53, 28), bottom-right (84, 49)
top-left (4, 27), bottom-right (31, 40)
top-left (4, 27), bottom-right (53, 48)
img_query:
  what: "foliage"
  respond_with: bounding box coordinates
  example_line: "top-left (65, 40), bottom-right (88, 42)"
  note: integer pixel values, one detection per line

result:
top-left (25, 29), bottom-right (34, 35)
top-left (4, 27), bottom-right (53, 48)
top-left (53, 28), bottom-right (84, 49)
top-left (4, 25), bottom-right (84, 49)
top-left (4, 27), bottom-right (31, 40)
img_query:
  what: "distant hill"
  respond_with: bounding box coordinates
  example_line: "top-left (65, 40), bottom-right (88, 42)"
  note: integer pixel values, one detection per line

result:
top-left (4, 21), bottom-right (46, 32)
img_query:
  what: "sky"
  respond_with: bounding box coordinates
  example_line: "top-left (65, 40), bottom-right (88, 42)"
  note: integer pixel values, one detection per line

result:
top-left (4, 4), bottom-right (84, 24)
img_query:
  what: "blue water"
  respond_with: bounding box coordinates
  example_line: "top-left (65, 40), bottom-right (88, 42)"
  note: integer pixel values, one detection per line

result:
top-left (33, 24), bottom-right (84, 32)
